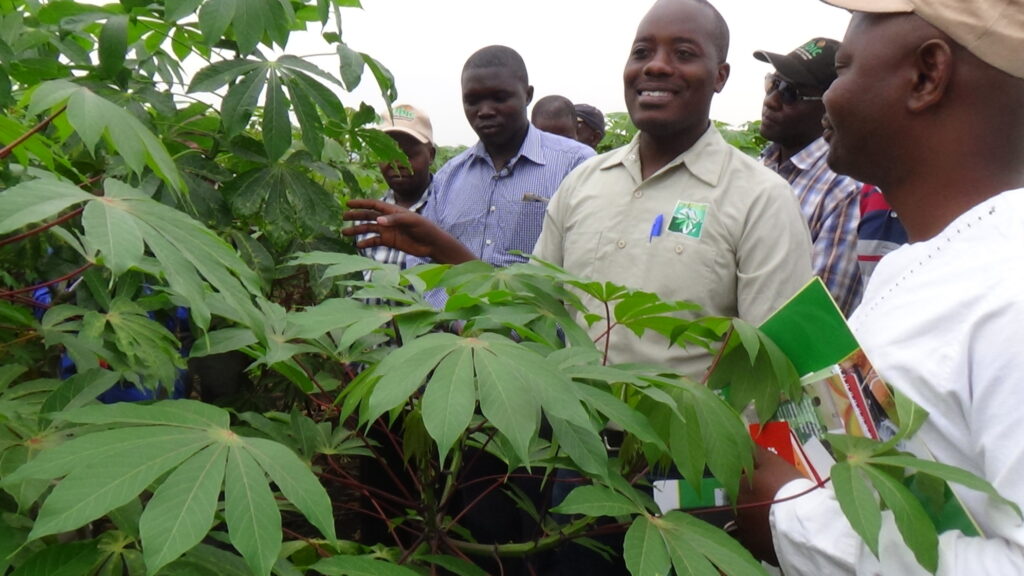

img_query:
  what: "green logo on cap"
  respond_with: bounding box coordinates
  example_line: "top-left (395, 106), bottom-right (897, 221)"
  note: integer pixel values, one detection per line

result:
top-left (393, 107), bottom-right (416, 120)
top-left (801, 41), bottom-right (823, 58)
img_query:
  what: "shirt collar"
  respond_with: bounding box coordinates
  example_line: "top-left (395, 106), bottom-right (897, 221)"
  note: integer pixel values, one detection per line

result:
top-left (469, 124), bottom-right (546, 169)
top-left (761, 137), bottom-right (828, 172)
top-left (597, 123), bottom-right (727, 187)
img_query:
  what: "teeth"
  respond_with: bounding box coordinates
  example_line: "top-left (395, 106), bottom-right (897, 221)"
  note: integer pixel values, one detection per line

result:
top-left (641, 90), bottom-right (671, 96)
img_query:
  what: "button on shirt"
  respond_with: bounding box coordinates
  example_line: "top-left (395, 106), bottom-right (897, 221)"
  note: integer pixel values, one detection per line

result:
top-left (535, 126), bottom-right (813, 379)
top-left (414, 125), bottom-right (594, 267)
top-left (762, 138), bottom-right (863, 316)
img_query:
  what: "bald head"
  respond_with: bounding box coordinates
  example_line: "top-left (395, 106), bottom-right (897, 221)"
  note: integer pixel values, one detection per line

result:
top-left (644, 0), bottom-right (730, 63)
top-left (824, 12), bottom-right (1024, 240)
top-left (531, 95), bottom-right (577, 139)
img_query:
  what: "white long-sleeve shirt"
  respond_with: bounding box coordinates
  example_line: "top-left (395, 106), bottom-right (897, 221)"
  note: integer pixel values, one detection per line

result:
top-left (770, 188), bottom-right (1024, 575)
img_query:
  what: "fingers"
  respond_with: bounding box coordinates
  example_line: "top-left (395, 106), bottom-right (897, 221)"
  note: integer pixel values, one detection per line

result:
top-left (346, 198), bottom-right (410, 215)
top-left (341, 222), bottom-right (379, 237)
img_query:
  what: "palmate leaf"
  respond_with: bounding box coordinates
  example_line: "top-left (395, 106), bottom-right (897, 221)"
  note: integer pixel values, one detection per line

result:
top-left (10, 401), bottom-right (334, 575)
top-left (31, 80), bottom-right (184, 194)
top-left (28, 428), bottom-right (212, 539)
top-left (658, 511), bottom-right (766, 576)
top-left (473, 343), bottom-right (542, 465)
top-left (684, 381), bottom-right (753, 502)
top-left (82, 198), bottom-right (144, 276)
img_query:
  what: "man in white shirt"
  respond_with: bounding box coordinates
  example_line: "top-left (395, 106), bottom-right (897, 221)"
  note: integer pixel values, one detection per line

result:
top-left (735, 1), bottom-right (1024, 574)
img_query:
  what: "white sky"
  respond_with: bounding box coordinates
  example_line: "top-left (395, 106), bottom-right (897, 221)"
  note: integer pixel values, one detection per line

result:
top-left (295, 0), bottom-right (852, 146)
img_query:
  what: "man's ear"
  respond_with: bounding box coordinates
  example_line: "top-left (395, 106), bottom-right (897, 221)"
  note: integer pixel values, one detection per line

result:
top-left (715, 62), bottom-right (731, 93)
top-left (428, 145), bottom-right (437, 163)
top-left (908, 39), bottom-right (953, 113)
top-left (525, 84), bottom-right (534, 107)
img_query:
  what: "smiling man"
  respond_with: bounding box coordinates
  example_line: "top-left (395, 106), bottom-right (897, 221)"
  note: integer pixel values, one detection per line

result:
top-left (756, 38), bottom-right (864, 316)
top-left (415, 45), bottom-right (593, 268)
top-left (534, 0), bottom-right (812, 379)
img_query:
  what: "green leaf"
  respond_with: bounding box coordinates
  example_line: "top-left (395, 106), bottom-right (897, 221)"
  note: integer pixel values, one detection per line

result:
top-left (421, 345), bottom-right (476, 461)
top-left (364, 332), bottom-right (462, 423)
top-left (830, 461), bottom-right (881, 558)
top-left (233, 0), bottom-right (270, 55)
top-left (225, 446), bottom-right (280, 576)
top-left (198, 0), bottom-right (236, 46)
top-left (669, 399), bottom-right (706, 495)
top-left (189, 59), bottom-right (263, 93)
top-left (59, 399), bottom-right (230, 430)
top-left (730, 321), bottom-right (760, 374)
top-left (623, 516), bottom-right (671, 576)
top-left (311, 556), bottom-right (421, 576)
top-left (140, 443), bottom-right (228, 574)
top-left (336, 43), bottom-right (363, 91)
top-left (165, 0), bottom-right (204, 21)
top-left (190, 327), bottom-right (258, 358)
top-left (548, 415), bottom-right (608, 478)
top-left (262, 69), bottom-right (290, 162)
top-left (862, 465), bottom-right (939, 572)
top-left (83, 198), bottom-right (144, 276)
top-left (4, 426), bottom-right (203, 485)
top-left (573, 384), bottom-right (666, 450)
top-left (241, 436), bottom-right (337, 541)
top-left (360, 53), bottom-right (396, 104)
top-left (98, 14), bottom-right (128, 77)
top-left (28, 429), bottom-right (212, 539)
top-left (10, 540), bottom-right (103, 576)
top-left (662, 535), bottom-right (721, 576)
top-left (474, 345), bottom-right (541, 465)
top-left (660, 511), bottom-right (766, 576)
top-left (689, 384), bottom-right (753, 502)
top-left (0, 178), bottom-right (93, 234)
top-left (867, 454), bottom-right (1021, 518)
top-left (893, 388), bottom-right (928, 442)
top-left (40, 368), bottom-right (120, 415)
top-left (416, 555), bottom-right (488, 576)
top-left (551, 484), bottom-right (641, 517)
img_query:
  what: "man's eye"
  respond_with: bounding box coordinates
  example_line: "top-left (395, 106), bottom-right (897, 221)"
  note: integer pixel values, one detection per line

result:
top-left (631, 46), bottom-right (649, 59)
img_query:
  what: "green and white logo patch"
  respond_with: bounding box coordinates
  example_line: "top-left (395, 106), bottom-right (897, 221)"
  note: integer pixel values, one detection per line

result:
top-left (668, 201), bottom-right (709, 239)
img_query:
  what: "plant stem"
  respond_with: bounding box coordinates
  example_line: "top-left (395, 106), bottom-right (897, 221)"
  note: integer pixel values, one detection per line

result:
top-left (0, 105), bottom-right (66, 160)
top-left (0, 263), bottom-right (92, 299)
top-left (444, 517), bottom-right (594, 558)
top-left (0, 206), bottom-right (85, 249)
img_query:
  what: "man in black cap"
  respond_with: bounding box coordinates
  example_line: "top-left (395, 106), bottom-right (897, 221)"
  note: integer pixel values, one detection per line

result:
top-left (755, 38), bottom-right (864, 316)
top-left (573, 103), bottom-right (605, 149)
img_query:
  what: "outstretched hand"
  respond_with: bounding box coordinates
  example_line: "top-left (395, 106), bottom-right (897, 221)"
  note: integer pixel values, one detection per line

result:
top-left (342, 198), bottom-right (477, 265)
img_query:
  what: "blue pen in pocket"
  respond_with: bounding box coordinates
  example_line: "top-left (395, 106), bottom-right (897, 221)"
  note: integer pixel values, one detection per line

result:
top-left (649, 214), bottom-right (664, 243)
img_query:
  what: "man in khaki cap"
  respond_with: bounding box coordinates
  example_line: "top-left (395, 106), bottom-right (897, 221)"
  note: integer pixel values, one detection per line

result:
top-left (355, 104), bottom-right (436, 270)
top-left (735, 1), bottom-right (1024, 575)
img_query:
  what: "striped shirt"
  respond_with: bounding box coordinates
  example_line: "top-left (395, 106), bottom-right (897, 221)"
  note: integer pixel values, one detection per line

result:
top-left (413, 125), bottom-right (594, 268)
top-left (762, 137), bottom-right (864, 316)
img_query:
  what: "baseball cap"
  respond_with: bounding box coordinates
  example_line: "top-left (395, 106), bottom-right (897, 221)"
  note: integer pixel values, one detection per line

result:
top-left (574, 104), bottom-right (606, 135)
top-left (753, 38), bottom-right (841, 90)
top-left (376, 104), bottom-right (434, 144)
top-left (820, 0), bottom-right (1023, 79)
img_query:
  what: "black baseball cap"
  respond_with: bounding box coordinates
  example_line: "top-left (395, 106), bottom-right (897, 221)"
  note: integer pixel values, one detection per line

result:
top-left (753, 38), bottom-right (841, 90)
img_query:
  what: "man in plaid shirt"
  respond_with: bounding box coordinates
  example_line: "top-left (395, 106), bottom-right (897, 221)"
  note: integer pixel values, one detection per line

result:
top-left (356, 104), bottom-right (435, 270)
top-left (756, 38), bottom-right (864, 316)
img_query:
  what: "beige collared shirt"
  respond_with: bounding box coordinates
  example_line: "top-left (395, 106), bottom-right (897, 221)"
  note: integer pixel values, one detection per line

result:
top-left (534, 126), bottom-right (813, 379)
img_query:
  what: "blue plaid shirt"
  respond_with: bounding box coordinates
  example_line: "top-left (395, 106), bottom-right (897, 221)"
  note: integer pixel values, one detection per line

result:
top-left (413, 125), bottom-right (594, 267)
top-left (762, 137), bottom-right (863, 316)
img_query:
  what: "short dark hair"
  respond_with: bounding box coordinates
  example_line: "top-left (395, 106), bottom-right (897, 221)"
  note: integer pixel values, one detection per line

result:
top-left (463, 45), bottom-right (529, 85)
top-left (531, 95), bottom-right (574, 123)
top-left (692, 0), bottom-right (730, 63)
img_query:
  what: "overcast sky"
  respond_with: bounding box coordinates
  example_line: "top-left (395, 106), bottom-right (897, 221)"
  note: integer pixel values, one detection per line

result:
top-left (297, 0), bottom-right (852, 146)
